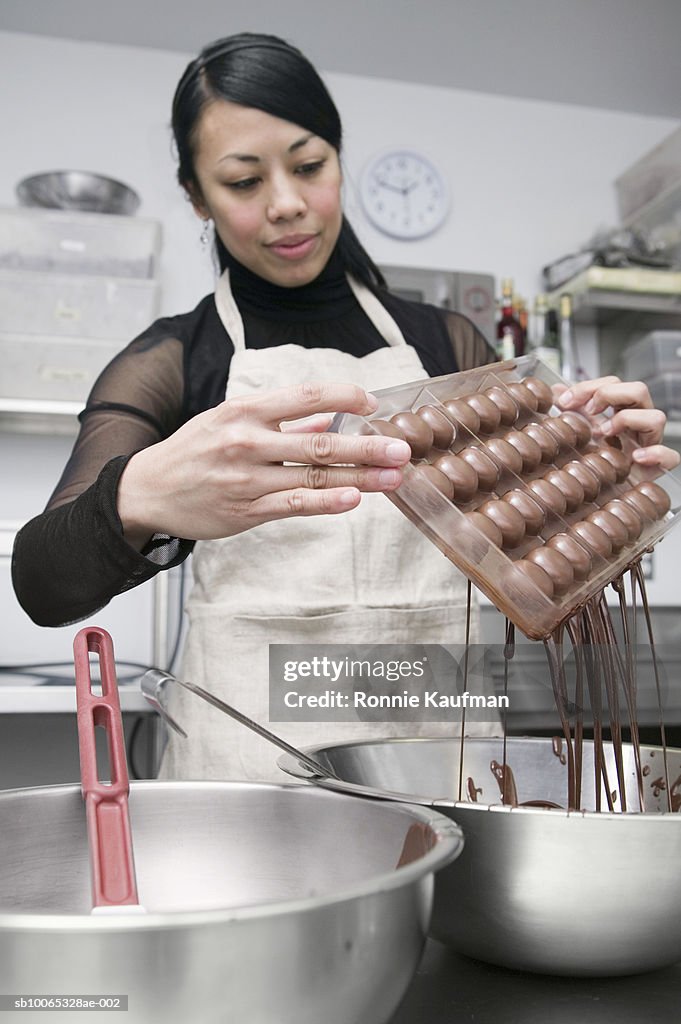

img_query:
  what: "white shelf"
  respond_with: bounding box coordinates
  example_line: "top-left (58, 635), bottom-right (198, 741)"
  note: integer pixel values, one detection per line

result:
top-left (0, 684), bottom-right (150, 714)
top-left (547, 268), bottom-right (681, 327)
top-left (0, 397), bottom-right (83, 416)
top-left (0, 396), bottom-right (83, 435)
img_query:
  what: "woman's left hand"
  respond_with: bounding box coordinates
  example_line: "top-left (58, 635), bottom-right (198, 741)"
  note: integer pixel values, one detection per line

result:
top-left (556, 376), bottom-right (680, 471)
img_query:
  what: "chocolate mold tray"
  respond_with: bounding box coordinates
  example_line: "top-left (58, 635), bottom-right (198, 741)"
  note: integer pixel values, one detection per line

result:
top-left (331, 353), bottom-right (681, 640)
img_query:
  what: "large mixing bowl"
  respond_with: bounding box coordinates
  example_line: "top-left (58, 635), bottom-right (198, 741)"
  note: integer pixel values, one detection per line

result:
top-left (16, 171), bottom-right (140, 215)
top-left (0, 781), bottom-right (462, 1024)
top-left (278, 736), bottom-right (681, 976)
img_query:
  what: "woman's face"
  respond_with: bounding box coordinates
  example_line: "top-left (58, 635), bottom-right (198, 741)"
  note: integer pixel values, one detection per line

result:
top-left (189, 100), bottom-right (343, 287)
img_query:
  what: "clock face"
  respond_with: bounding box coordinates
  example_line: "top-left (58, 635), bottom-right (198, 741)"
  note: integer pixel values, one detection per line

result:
top-left (359, 150), bottom-right (449, 240)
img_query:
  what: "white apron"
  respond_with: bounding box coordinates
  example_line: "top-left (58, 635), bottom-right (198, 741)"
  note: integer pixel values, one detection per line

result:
top-left (159, 271), bottom-right (497, 781)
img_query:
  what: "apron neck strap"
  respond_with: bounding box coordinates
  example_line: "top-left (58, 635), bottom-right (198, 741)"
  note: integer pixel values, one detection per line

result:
top-left (345, 276), bottom-right (407, 348)
top-left (215, 268), bottom-right (408, 353)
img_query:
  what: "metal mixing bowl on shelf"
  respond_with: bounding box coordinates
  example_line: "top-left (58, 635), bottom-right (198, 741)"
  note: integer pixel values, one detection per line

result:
top-left (279, 735), bottom-right (681, 977)
top-left (0, 780), bottom-right (462, 1024)
top-left (16, 170), bottom-right (140, 215)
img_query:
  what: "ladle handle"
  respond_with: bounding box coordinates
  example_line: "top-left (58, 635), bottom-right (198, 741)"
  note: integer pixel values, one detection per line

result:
top-left (74, 626), bottom-right (140, 909)
top-left (143, 669), bottom-right (339, 781)
top-left (177, 677), bottom-right (341, 781)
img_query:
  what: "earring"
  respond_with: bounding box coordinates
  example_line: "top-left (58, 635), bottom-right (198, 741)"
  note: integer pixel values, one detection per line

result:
top-left (200, 219), bottom-right (211, 246)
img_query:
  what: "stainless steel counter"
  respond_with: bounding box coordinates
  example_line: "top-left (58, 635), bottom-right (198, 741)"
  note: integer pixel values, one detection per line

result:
top-left (391, 940), bottom-right (681, 1023)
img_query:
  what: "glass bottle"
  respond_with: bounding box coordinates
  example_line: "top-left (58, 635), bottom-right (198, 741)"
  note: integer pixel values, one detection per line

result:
top-left (559, 292), bottom-right (581, 382)
top-left (515, 295), bottom-right (529, 353)
top-left (528, 294), bottom-right (561, 374)
top-left (496, 277), bottom-right (524, 358)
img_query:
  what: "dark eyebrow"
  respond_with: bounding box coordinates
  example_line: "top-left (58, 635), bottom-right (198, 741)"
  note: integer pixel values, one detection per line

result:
top-left (218, 133), bottom-right (315, 165)
top-left (289, 132), bottom-right (315, 153)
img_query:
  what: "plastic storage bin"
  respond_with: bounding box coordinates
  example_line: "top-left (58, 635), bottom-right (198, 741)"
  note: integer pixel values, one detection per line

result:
top-left (647, 372), bottom-right (681, 420)
top-left (622, 331), bottom-right (681, 381)
top-left (615, 125), bottom-right (681, 223)
top-left (0, 269), bottom-right (159, 341)
top-left (0, 206), bottom-right (161, 278)
top-left (331, 353), bottom-right (681, 639)
top-left (0, 331), bottom-right (125, 403)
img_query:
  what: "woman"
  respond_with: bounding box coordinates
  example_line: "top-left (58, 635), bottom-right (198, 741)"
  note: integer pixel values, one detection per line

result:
top-left (12, 33), bottom-right (678, 779)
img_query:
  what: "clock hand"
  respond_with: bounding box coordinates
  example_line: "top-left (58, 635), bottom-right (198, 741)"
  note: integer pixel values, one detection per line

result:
top-left (375, 176), bottom-right (404, 195)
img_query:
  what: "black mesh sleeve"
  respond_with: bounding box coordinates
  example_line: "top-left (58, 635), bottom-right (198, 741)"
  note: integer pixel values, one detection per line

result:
top-left (12, 456), bottom-right (193, 627)
top-left (442, 310), bottom-right (497, 372)
top-left (11, 330), bottom-right (194, 627)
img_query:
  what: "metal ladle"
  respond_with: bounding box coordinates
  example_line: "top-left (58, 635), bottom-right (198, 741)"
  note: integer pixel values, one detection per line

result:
top-left (140, 668), bottom-right (340, 781)
top-left (140, 668), bottom-right (455, 807)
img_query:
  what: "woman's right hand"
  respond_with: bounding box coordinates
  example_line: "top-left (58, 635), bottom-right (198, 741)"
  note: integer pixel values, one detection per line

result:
top-left (116, 382), bottom-right (411, 548)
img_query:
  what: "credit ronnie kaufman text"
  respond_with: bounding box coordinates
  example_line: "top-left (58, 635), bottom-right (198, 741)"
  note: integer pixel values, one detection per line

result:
top-left (269, 644), bottom-right (509, 723)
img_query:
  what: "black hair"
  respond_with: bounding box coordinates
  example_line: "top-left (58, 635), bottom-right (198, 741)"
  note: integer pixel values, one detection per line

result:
top-left (171, 32), bottom-right (385, 289)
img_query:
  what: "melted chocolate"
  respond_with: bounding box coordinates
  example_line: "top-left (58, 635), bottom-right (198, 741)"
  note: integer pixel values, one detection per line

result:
top-left (467, 777), bottom-right (482, 802)
top-left (490, 759), bottom-right (519, 805)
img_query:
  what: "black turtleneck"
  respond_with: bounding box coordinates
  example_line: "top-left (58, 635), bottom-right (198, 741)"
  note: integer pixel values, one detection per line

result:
top-left (12, 247), bottom-right (493, 626)
top-left (230, 247), bottom-right (390, 364)
top-left (229, 246), bottom-right (359, 322)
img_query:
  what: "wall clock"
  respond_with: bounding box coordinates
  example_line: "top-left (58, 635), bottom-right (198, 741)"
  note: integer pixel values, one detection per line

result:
top-left (359, 149), bottom-right (449, 240)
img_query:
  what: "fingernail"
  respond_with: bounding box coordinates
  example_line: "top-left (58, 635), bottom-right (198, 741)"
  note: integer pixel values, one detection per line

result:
top-left (386, 441), bottom-right (411, 462)
top-left (379, 469), bottom-right (401, 487)
top-left (585, 399), bottom-right (597, 414)
top-left (340, 489), bottom-right (359, 506)
top-left (559, 390), bottom-right (573, 406)
top-left (366, 394), bottom-right (379, 412)
top-left (632, 449), bottom-right (647, 462)
top-left (600, 420), bottom-right (612, 435)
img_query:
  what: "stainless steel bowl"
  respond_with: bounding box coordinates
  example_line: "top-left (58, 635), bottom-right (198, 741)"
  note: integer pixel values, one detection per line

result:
top-left (0, 780), bottom-right (462, 1024)
top-left (16, 171), bottom-right (140, 215)
top-left (279, 736), bottom-right (681, 976)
